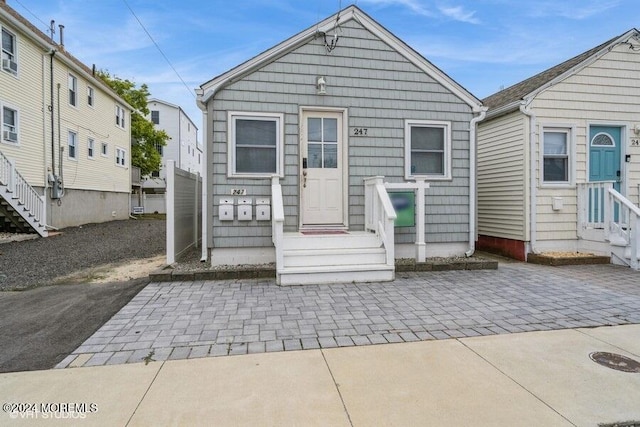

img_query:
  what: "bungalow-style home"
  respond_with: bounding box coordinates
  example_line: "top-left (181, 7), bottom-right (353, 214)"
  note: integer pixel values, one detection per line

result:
top-left (477, 28), bottom-right (640, 269)
top-left (134, 98), bottom-right (201, 214)
top-left (0, 0), bottom-right (132, 235)
top-left (196, 5), bottom-right (485, 285)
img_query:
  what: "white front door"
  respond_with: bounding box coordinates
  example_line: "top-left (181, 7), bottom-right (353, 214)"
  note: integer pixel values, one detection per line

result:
top-left (300, 110), bottom-right (344, 226)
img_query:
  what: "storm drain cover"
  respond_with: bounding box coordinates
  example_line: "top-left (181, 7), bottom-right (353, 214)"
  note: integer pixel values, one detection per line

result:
top-left (589, 352), bottom-right (640, 373)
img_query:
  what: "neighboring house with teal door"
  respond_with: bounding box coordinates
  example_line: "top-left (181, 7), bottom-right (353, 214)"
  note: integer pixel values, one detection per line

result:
top-left (196, 5), bottom-right (485, 285)
top-left (477, 28), bottom-right (640, 269)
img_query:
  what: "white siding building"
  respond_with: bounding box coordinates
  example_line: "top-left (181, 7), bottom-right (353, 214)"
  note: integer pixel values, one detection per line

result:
top-left (0, 0), bottom-right (132, 233)
top-left (143, 98), bottom-right (200, 194)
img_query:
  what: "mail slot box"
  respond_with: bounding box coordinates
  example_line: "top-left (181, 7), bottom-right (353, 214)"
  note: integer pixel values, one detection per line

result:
top-left (219, 198), bottom-right (234, 221)
top-left (237, 198), bottom-right (252, 221)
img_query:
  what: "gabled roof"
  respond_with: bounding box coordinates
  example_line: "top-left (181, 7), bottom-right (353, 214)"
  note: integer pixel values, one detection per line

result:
top-left (483, 28), bottom-right (640, 117)
top-left (0, 0), bottom-right (131, 110)
top-left (198, 5), bottom-right (482, 111)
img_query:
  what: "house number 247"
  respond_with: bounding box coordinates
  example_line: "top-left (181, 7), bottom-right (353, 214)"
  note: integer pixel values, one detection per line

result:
top-left (352, 128), bottom-right (368, 136)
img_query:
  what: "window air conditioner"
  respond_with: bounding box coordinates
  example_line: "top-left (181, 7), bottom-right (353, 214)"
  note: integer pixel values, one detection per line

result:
top-left (2, 58), bottom-right (17, 74)
top-left (2, 130), bottom-right (18, 142)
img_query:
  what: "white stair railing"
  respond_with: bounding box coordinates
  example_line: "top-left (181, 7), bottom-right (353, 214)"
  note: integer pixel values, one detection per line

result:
top-left (0, 151), bottom-right (46, 231)
top-left (271, 176), bottom-right (285, 271)
top-left (364, 176), bottom-right (397, 268)
top-left (607, 188), bottom-right (640, 270)
top-left (577, 181), bottom-right (614, 236)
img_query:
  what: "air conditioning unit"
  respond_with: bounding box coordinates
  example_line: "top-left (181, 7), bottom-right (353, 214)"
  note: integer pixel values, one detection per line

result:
top-left (2, 130), bottom-right (17, 142)
top-left (2, 58), bottom-right (17, 74)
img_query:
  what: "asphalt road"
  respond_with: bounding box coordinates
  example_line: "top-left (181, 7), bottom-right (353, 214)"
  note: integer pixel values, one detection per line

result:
top-left (0, 218), bottom-right (165, 373)
top-left (0, 278), bottom-right (151, 373)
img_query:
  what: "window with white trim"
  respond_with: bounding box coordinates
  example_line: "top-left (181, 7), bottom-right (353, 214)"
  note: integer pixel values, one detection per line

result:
top-left (228, 112), bottom-right (283, 177)
top-left (116, 147), bottom-right (126, 167)
top-left (405, 120), bottom-right (451, 180)
top-left (115, 105), bottom-right (125, 129)
top-left (68, 131), bottom-right (77, 159)
top-left (87, 86), bottom-right (94, 107)
top-left (151, 110), bottom-right (159, 125)
top-left (2, 105), bottom-right (18, 144)
top-left (1, 28), bottom-right (17, 75)
top-left (87, 137), bottom-right (95, 158)
top-left (68, 74), bottom-right (77, 106)
top-left (542, 128), bottom-right (571, 183)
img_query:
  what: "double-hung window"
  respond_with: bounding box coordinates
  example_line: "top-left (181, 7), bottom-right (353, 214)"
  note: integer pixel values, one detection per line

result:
top-left (151, 110), bottom-right (159, 125)
top-left (228, 112), bottom-right (283, 177)
top-left (68, 74), bottom-right (77, 106)
top-left (542, 128), bottom-right (571, 184)
top-left (87, 86), bottom-right (94, 107)
top-left (1, 28), bottom-right (17, 75)
top-left (2, 105), bottom-right (18, 144)
top-left (87, 137), bottom-right (95, 158)
top-left (405, 120), bottom-right (451, 180)
top-left (116, 147), bottom-right (126, 167)
top-left (68, 131), bottom-right (77, 159)
top-left (101, 142), bottom-right (108, 157)
top-left (115, 105), bottom-right (125, 129)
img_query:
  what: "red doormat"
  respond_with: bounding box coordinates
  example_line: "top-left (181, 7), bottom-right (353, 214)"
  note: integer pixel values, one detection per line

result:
top-left (301, 230), bottom-right (348, 235)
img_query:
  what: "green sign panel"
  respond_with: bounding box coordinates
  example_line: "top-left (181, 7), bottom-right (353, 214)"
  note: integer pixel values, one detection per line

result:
top-left (389, 191), bottom-right (415, 227)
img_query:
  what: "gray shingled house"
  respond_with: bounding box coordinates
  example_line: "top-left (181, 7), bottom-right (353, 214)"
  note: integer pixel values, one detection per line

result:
top-left (477, 29), bottom-right (640, 269)
top-left (196, 5), bottom-right (485, 284)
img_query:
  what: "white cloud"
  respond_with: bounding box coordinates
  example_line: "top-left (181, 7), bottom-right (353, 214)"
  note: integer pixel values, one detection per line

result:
top-left (522, 0), bottom-right (621, 19)
top-left (438, 5), bottom-right (480, 24)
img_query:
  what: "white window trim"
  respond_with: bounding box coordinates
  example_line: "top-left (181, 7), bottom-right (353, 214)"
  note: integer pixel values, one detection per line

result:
top-left (404, 119), bottom-right (452, 181)
top-left (115, 105), bottom-right (126, 129)
top-left (1, 102), bottom-right (19, 145)
top-left (67, 130), bottom-right (78, 161)
top-left (539, 124), bottom-right (575, 188)
top-left (101, 142), bottom-right (108, 157)
top-left (227, 111), bottom-right (284, 178)
top-left (87, 137), bottom-right (95, 159)
top-left (115, 147), bottom-right (127, 167)
top-left (87, 86), bottom-right (94, 108)
top-left (68, 73), bottom-right (77, 107)
top-left (1, 27), bottom-right (18, 77)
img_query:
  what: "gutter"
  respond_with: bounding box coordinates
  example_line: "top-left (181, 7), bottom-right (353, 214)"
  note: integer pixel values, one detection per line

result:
top-left (195, 89), bottom-right (211, 263)
top-left (466, 107), bottom-right (488, 257)
top-left (520, 100), bottom-right (538, 257)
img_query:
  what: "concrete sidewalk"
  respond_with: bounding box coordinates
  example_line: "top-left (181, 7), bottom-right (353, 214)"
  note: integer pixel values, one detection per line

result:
top-left (2, 324), bottom-right (639, 426)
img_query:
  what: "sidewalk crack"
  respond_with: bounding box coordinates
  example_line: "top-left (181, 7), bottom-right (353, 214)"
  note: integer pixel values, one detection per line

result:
top-left (321, 349), bottom-right (354, 427)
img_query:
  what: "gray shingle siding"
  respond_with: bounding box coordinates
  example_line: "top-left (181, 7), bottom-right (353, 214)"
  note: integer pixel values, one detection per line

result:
top-left (209, 19), bottom-right (473, 248)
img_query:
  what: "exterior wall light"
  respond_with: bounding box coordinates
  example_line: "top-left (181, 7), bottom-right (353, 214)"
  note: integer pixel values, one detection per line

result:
top-left (316, 76), bottom-right (327, 95)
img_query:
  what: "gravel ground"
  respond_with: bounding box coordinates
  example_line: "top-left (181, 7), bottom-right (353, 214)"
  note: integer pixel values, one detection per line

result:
top-left (0, 218), bottom-right (165, 291)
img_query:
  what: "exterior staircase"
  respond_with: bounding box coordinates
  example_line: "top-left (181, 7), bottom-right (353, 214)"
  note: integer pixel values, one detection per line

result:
top-left (0, 151), bottom-right (48, 237)
top-left (277, 231), bottom-right (394, 285)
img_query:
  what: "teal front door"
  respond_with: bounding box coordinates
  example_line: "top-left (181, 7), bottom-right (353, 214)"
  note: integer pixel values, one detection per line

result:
top-left (589, 126), bottom-right (622, 222)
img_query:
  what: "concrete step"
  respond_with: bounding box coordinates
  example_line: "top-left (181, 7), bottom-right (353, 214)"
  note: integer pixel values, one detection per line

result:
top-left (277, 264), bottom-right (394, 286)
top-left (283, 247), bottom-right (387, 268)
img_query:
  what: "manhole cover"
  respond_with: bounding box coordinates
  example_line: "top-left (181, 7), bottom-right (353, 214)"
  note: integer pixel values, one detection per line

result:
top-left (589, 352), bottom-right (640, 373)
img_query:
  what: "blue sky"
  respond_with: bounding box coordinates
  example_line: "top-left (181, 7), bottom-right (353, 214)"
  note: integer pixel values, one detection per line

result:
top-left (9, 0), bottom-right (638, 134)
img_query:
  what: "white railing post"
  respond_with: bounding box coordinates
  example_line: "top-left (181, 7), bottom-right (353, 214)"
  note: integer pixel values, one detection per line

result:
top-left (7, 157), bottom-right (16, 194)
top-left (364, 176), bottom-right (397, 267)
top-left (271, 176), bottom-right (285, 272)
top-left (414, 177), bottom-right (426, 263)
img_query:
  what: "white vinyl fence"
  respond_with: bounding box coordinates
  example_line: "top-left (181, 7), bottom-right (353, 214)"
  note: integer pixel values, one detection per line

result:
top-left (166, 160), bottom-right (202, 264)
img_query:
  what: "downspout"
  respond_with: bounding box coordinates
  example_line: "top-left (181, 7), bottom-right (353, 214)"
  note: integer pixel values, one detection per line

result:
top-left (49, 50), bottom-right (56, 177)
top-left (195, 89), bottom-right (210, 263)
top-left (520, 100), bottom-right (538, 256)
top-left (466, 107), bottom-right (488, 257)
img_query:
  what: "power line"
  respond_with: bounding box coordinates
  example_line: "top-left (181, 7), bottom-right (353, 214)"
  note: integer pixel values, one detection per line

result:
top-left (12, 0), bottom-right (52, 36)
top-left (121, 0), bottom-right (196, 99)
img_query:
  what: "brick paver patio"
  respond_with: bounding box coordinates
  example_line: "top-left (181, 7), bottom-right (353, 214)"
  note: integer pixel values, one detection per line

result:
top-left (57, 262), bottom-right (640, 368)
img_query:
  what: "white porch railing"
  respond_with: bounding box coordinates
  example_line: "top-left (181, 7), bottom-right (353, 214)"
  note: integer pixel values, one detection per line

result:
top-left (577, 181), bottom-right (614, 234)
top-left (0, 151), bottom-right (46, 227)
top-left (364, 176), bottom-right (397, 268)
top-left (271, 176), bottom-right (285, 270)
top-left (607, 188), bottom-right (640, 270)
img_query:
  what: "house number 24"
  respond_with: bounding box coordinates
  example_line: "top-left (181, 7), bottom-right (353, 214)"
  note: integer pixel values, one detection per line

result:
top-left (352, 128), bottom-right (368, 136)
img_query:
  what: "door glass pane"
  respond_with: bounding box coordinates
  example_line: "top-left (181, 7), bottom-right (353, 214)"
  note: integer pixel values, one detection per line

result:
top-left (308, 144), bottom-right (322, 168)
top-left (308, 118), bottom-right (322, 142)
top-left (591, 133), bottom-right (614, 146)
top-left (323, 119), bottom-right (337, 142)
top-left (324, 144), bottom-right (337, 168)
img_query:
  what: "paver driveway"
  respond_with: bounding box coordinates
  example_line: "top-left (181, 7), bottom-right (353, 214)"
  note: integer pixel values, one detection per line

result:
top-left (57, 261), bottom-right (640, 368)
